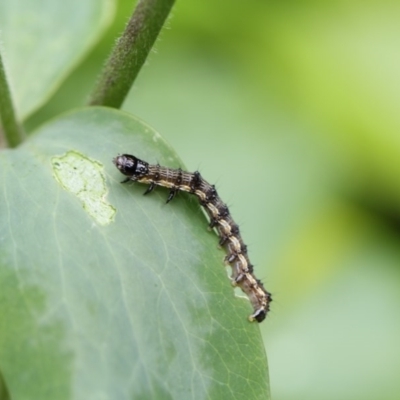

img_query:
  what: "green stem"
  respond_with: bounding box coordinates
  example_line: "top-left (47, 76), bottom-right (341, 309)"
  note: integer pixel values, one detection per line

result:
top-left (0, 371), bottom-right (10, 400)
top-left (0, 52), bottom-right (25, 148)
top-left (88, 0), bottom-right (175, 108)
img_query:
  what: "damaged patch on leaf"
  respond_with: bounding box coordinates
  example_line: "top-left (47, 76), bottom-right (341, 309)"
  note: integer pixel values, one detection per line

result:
top-left (52, 150), bottom-right (115, 225)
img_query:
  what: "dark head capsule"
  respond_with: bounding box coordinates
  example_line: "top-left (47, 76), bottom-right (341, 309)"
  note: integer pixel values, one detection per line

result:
top-left (113, 154), bottom-right (149, 179)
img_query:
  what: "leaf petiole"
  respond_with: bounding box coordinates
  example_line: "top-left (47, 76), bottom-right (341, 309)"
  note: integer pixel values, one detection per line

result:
top-left (0, 51), bottom-right (25, 148)
top-left (88, 0), bottom-right (175, 108)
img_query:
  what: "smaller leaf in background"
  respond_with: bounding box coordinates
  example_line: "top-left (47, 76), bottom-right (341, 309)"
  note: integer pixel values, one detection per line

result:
top-left (0, 0), bottom-right (114, 120)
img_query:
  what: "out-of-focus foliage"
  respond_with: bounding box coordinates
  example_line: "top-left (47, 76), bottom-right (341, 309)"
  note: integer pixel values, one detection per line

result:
top-left (0, 0), bottom-right (113, 119)
top-left (24, 1), bottom-right (400, 399)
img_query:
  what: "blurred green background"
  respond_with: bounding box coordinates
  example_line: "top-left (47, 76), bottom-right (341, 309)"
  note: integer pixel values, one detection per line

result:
top-left (24, 1), bottom-right (400, 399)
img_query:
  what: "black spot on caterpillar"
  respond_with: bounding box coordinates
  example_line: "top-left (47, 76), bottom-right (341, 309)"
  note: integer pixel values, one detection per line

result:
top-left (113, 154), bottom-right (272, 323)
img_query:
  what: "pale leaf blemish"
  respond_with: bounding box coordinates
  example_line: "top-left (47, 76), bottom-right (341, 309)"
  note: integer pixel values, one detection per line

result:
top-left (51, 151), bottom-right (116, 225)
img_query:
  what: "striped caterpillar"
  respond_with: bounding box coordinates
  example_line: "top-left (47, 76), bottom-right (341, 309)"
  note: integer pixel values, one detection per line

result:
top-left (113, 154), bottom-right (272, 322)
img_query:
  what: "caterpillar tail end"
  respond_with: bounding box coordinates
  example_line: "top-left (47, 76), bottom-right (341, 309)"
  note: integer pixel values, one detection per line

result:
top-left (248, 308), bottom-right (267, 323)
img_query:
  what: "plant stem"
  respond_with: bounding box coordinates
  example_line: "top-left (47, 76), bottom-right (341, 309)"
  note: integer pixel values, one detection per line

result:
top-left (0, 371), bottom-right (10, 400)
top-left (0, 52), bottom-right (25, 148)
top-left (88, 0), bottom-right (175, 108)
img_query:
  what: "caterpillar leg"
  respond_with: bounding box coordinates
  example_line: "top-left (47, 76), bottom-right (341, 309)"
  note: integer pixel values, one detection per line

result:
top-left (143, 182), bottom-right (155, 195)
top-left (166, 188), bottom-right (177, 203)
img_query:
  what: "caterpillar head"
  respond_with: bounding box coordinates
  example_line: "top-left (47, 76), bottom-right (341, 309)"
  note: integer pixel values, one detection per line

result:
top-left (113, 154), bottom-right (149, 179)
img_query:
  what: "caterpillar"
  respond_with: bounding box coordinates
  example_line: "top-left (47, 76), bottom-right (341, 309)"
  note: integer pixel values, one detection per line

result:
top-left (113, 154), bottom-right (272, 322)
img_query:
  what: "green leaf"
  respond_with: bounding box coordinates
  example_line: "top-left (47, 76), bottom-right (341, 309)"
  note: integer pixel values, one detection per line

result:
top-left (0, 0), bottom-right (114, 120)
top-left (0, 107), bottom-right (270, 399)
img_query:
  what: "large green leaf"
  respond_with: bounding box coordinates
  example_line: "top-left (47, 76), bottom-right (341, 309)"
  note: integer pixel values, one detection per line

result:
top-left (0, 0), bottom-right (114, 119)
top-left (0, 107), bottom-right (270, 399)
